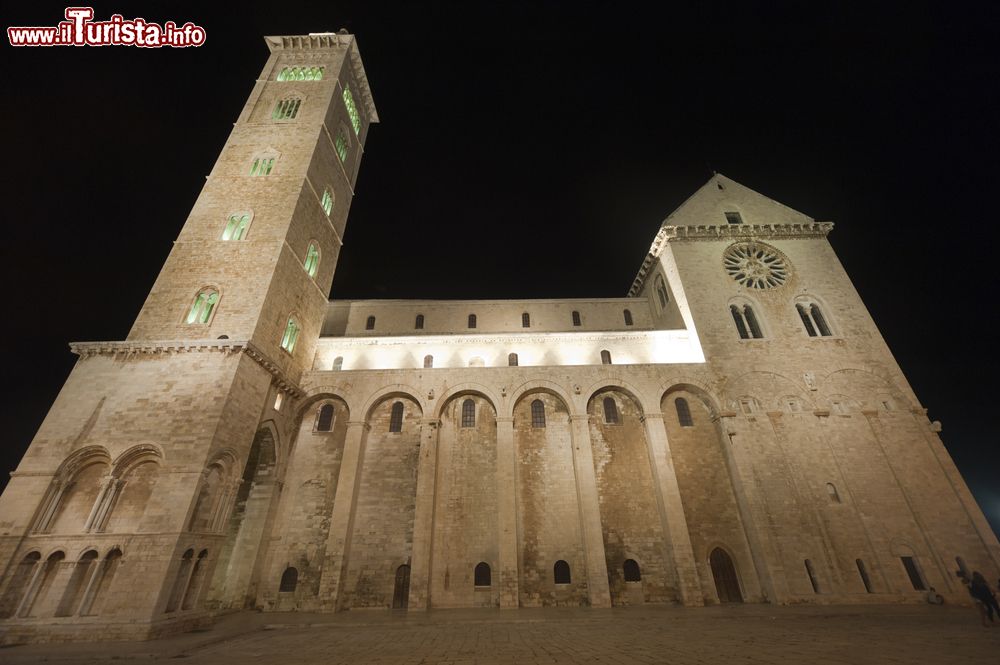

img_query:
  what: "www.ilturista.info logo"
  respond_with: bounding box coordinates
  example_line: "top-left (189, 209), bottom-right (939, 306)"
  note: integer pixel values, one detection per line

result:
top-left (8, 7), bottom-right (206, 47)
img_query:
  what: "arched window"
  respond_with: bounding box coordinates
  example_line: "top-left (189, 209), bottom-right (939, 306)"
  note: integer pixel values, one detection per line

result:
top-left (623, 559), bottom-right (641, 582)
top-left (342, 86), bottom-right (362, 134)
top-left (796, 301), bottom-right (833, 337)
top-left (804, 559), bottom-right (821, 593)
top-left (222, 213), bottom-right (250, 240)
top-left (332, 356), bottom-right (343, 371)
top-left (468, 314), bottom-right (477, 329)
top-left (272, 97), bottom-right (301, 120)
top-left (365, 315), bottom-right (375, 330)
top-left (0, 552), bottom-right (40, 618)
top-left (186, 288), bottom-right (219, 324)
top-left (531, 399), bottom-right (546, 428)
top-left (603, 397), bottom-right (619, 424)
top-left (655, 275), bottom-right (669, 309)
top-left (249, 155), bottom-right (275, 176)
top-left (181, 550), bottom-right (209, 611)
top-left (461, 399), bottom-right (476, 428)
top-left (900, 556), bottom-right (926, 590)
top-left (389, 402), bottom-right (404, 433)
top-left (280, 317), bottom-right (300, 352)
top-left (277, 66), bottom-right (324, 81)
top-left (730, 303), bottom-right (764, 339)
top-left (522, 312), bottom-right (530, 328)
top-left (316, 404), bottom-right (335, 431)
top-left (600, 350), bottom-right (612, 365)
top-left (423, 355), bottom-right (433, 368)
top-left (623, 309), bottom-right (633, 326)
top-left (553, 560), bottom-right (571, 584)
top-left (55, 550), bottom-right (99, 617)
top-left (508, 352), bottom-right (518, 367)
top-left (304, 242), bottom-right (320, 278)
top-left (415, 314), bottom-right (424, 329)
top-left (335, 127), bottom-right (349, 162)
top-left (856, 559), bottom-right (873, 593)
top-left (826, 482), bottom-right (841, 503)
top-left (675, 397), bottom-right (693, 427)
top-left (474, 562), bottom-right (491, 587)
top-left (279, 567), bottom-right (298, 593)
top-left (321, 188), bottom-right (334, 215)
top-left (572, 310), bottom-right (581, 326)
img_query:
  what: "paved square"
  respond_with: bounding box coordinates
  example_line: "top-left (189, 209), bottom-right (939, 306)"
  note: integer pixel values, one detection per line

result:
top-left (3, 604), bottom-right (1000, 664)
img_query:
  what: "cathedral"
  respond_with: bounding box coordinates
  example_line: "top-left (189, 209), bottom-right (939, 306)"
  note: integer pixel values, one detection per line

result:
top-left (0, 32), bottom-right (997, 644)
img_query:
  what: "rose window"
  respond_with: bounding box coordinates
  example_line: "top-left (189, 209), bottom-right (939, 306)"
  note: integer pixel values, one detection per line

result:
top-left (723, 242), bottom-right (789, 289)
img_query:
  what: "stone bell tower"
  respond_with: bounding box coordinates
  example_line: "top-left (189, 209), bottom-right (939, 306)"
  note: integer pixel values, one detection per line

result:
top-left (0, 33), bottom-right (377, 642)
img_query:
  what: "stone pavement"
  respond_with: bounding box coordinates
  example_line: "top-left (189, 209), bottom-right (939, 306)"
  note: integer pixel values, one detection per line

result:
top-left (2, 604), bottom-right (999, 664)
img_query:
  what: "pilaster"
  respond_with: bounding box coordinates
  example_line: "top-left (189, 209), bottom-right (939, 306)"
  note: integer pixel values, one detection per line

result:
top-left (407, 418), bottom-right (440, 610)
top-left (568, 415), bottom-right (611, 607)
top-left (495, 417), bottom-right (518, 608)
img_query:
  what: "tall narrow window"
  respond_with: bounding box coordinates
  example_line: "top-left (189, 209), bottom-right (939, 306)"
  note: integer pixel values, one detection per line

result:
top-left (856, 559), bottom-right (873, 593)
top-left (222, 213), bottom-right (250, 241)
top-left (415, 314), bottom-right (424, 330)
top-left (531, 399), bottom-right (546, 428)
top-left (796, 303), bottom-right (821, 337)
top-left (725, 211), bottom-right (743, 225)
top-left (743, 305), bottom-right (763, 338)
top-left (804, 559), bottom-right (820, 593)
top-left (655, 276), bottom-right (669, 308)
top-left (553, 560), bottom-right (571, 584)
top-left (600, 350), bottom-right (612, 365)
top-left (389, 402), bottom-right (404, 433)
top-left (572, 310), bottom-right (581, 326)
top-left (811, 304), bottom-right (832, 336)
top-left (365, 316), bottom-right (375, 330)
top-left (474, 562), bottom-right (491, 587)
top-left (423, 355), bottom-right (433, 368)
top-left (461, 399), bottom-right (476, 428)
top-left (522, 312), bottom-right (530, 328)
top-left (186, 289), bottom-right (219, 324)
top-left (623, 309), bottom-right (633, 326)
top-left (603, 396), bottom-right (619, 424)
top-left (826, 482), bottom-right (841, 503)
top-left (675, 397), bottom-right (693, 427)
top-left (272, 97), bottom-right (301, 120)
top-left (332, 356), bottom-right (343, 371)
top-left (303, 242), bottom-right (320, 278)
top-left (343, 86), bottom-right (361, 134)
top-left (316, 404), bottom-right (335, 431)
top-left (335, 129), bottom-right (349, 162)
top-left (508, 352), bottom-right (518, 367)
top-left (468, 314), bottom-right (477, 329)
top-left (280, 317), bottom-right (300, 353)
top-left (623, 559), bottom-right (641, 582)
top-left (321, 188), bottom-right (334, 216)
top-left (900, 556), bottom-right (926, 590)
top-left (730, 305), bottom-right (749, 339)
top-left (249, 156), bottom-right (275, 176)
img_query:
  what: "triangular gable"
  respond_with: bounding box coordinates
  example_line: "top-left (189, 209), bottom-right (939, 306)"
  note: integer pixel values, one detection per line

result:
top-left (660, 173), bottom-right (814, 227)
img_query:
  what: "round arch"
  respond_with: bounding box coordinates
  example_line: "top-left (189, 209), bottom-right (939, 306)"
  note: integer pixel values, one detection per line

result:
top-left (54, 446), bottom-right (111, 480)
top-left (506, 378), bottom-right (576, 418)
top-left (583, 378), bottom-right (653, 415)
top-left (360, 384), bottom-right (427, 422)
top-left (660, 381), bottom-right (724, 417)
top-left (294, 389), bottom-right (354, 424)
top-left (110, 444), bottom-right (163, 478)
top-left (434, 382), bottom-right (501, 420)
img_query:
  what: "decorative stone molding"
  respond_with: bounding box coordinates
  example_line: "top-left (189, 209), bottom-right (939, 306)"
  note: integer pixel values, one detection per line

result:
top-left (628, 222), bottom-right (834, 296)
top-left (316, 329), bottom-right (693, 348)
top-left (70, 339), bottom-right (304, 399)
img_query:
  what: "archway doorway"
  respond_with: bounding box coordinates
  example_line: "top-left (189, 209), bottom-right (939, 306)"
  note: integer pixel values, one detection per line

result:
top-left (709, 548), bottom-right (743, 603)
top-left (392, 564), bottom-right (410, 609)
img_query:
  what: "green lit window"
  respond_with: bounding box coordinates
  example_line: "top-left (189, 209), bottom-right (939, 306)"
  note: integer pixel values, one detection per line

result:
top-left (321, 188), bottom-right (333, 216)
top-left (272, 98), bottom-right (301, 120)
top-left (186, 289), bottom-right (219, 324)
top-left (335, 130), bottom-right (349, 162)
top-left (277, 66), bottom-right (324, 82)
top-left (222, 213), bottom-right (250, 241)
top-left (304, 242), bottom-right (320, 278)
top-left (342, 86), bottom-right (361, 134)
top-left (280, 317), bottom-right (301, 353)
top-left (249, 157), bottom-right (275, 176)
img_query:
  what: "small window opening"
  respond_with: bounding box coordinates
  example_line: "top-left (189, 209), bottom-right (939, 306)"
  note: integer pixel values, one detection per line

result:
top-left (461, 399), bottom-right (476, 428)
top-left (249, 156), bottom-right (275, 176)
top-left (623, 309), bottom-right (633, 326)
top-left (553, 560), bottom-right (571, 584)
top-left (623, 559), bottom-right (641, 582)
top-left (317, 404), bottom-right (335, 431)
top-left (826, 482), bottom-right (841, 503)
top-left (675, 397), bottom-right (693, 427)
top-left (222, 213), bottom-right (250, 241)
top-left (423, 355), bottom-right (433, 369)
top-left (600, 350), bottom-right (612, 365)
top-left (365, 315), bottom-right (375, 331)
top-left (321, 188), bottom-right (334, 216)
top-left (280, 318), bottom-right (300, 353)
top-left (900, 556), bottom-right (926, 590)
top-left (279, 567), bottom-right (298, 592)
top-left (725, 211), bottom-right (743, 224)
top-left (805, 559), bottom-right (820, 593)
top-left (474, 562), bottom-right (491, 587)
top-left (522, 312), bottom-right (530, 328)
top-left (572, 311), bottom-right (581, 327)
top-left (415, 314), bottom-right (424, 330)
top-left (603, 396), bottom-right (619, 424)
top-left (508, 352), bottom-right (518, 367)
top-left (389, 402), bottom-right (404, 433)
top-left (332, 356), bottom-right (343, 371)
top-left (856, 559), bottom-right (873, 593)
top-left (273, 393), bottom-right (283, 411)
top-left (531, 399), bottom-right (546, 428)
top-left (468, 314), bottom-right (477, 329)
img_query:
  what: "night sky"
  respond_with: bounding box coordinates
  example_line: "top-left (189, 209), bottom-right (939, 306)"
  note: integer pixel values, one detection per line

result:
top-left (2, 2), bottom-right (998, 535)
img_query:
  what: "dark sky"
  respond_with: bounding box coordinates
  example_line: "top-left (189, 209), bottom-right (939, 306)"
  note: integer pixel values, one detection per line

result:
top-left (2, 2), bottom-right (998, 535)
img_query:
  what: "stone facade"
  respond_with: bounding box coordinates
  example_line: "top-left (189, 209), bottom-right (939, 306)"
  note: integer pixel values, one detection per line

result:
top-left (1, 31), bottom-right (998, 645)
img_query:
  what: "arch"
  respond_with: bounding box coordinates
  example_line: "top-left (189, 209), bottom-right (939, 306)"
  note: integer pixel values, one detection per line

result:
top-left (295, 391), bottom-right (352, 430)
top-left (825, 482), bottom-right (841, 503)
top-left (222, 210), bottom-right (253, 240)
top-left (507, 379), bottom-right (575, 419)
top-left (48, 456), bottom-right (110, 534)
top-left (316, 403), bottom-right (336, 431)
top-left (365, 315), bottom-right (376, 330)
top-left (585, 381), bottom-right (650, 419)
top-left (654, 275), bottom-right (669, 309)
top-left (181, 550), bottom-right (209, 610)
top-left (19, 550), bottom-right (65, 617)
top-left (0, 552), bottom-right (41, 618)
top-left (280, 315), bottom-right (301, 352)
top-left (279, 566), bottom-right (298, 592)
top-left (793, 294), bottom-right (835, 337)
top-left (102, 458), bottom-right (160, 533)
top-left (320, 187), bottom-right (334, 215)
top-left (474, 562), bottom-right (492, 587)
top-left (432, 383), bottom-right (501, 421)
top-left (77, 547), bottom-right (122, 616)
top-left (553, 560), bottom-right (571, 584)
top-left (392, 564), bottom-right (410, 609)
top-left (360, 385), bottom-right (426, 424)
top-left (186, 287), bottom-right (220, 324)
top-left (709, 547), bottom-right (743, 603)
top-left (658, 380), bottom-right (724, 419)
top-left (623, 559), bottom-right (641, 582)
top-left (164, 549), bottom-right (194, 613)
top-left (303, 241), bottom-right (321, 278)
top-left (55, 550), bottom-right (99, 616)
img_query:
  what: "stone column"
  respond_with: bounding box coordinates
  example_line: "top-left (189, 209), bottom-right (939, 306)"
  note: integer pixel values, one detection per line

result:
top-left (641, 413), bottom-right (704, 606)
top-left (408, 418), bottom-right (440, 610)
top-left (495, 416), bottom-right (518, 608)
top-left (317, 420), bottom-right (368, 610)
top-left (568, 415), bottom-right (612, 607)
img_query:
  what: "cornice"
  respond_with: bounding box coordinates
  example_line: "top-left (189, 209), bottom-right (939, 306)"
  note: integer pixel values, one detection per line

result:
top-left (627, 222), bottom-right (834, 296)
top-left (317, 329), bottom-right (692, 348)
top-left (70, 339), bottom-right (304, 398)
